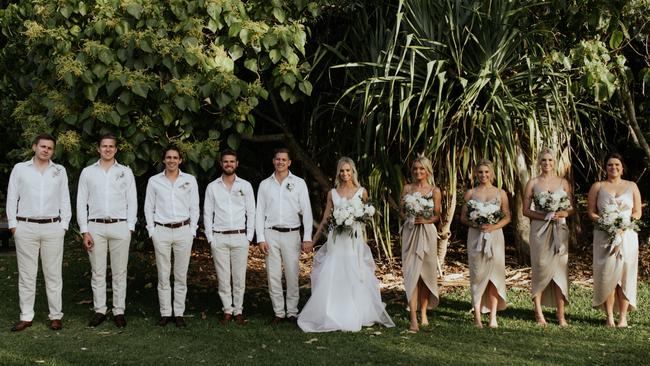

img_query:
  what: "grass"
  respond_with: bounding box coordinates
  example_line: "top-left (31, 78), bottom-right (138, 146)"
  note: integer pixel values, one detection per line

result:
top-left (1, 241), bottom-right (649, 366)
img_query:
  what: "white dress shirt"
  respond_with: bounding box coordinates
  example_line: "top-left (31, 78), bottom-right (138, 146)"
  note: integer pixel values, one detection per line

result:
top-left (255, 171), bottom-right (313, 243)
top-left (76, 160), bottom-right (138, 233)
top-left (6, 158), bottom-right (71, 230)
top-left (204, 175), bottom-right (255, 243)
top-left (144, 170), bottom-right (200, 237)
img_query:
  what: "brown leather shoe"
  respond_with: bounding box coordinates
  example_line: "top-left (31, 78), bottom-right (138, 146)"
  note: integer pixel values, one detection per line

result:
top-left (49, 319), bottom-right (62, 331)
top-left (219, 313), bottom-right (233, 325)
top-left (11, 320), bottom-right (32, 332)
top-left (269, 316), bottom-right (284, 325)
top-left (287, 316), bottom-right (298, 325)
top-left (235, 314), bottom-right (248, 326)
top-left (157, 316), bottom-right (172, 327)
top-left (175, 316), bottom-right (186, 328)
top-left (88, 313), bottom-right (106, 327)
top-left (114, 314), bottom-right (126, 328)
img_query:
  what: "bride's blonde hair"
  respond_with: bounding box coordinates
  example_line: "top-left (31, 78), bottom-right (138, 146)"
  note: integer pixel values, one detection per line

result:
top-left (334, 157), bottom-right (360, 188)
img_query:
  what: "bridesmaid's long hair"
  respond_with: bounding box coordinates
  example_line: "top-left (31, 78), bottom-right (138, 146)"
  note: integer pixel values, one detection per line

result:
top-left (334, 157), bottom-right (360, 188)
top-left (474, 159), bottom-right (495, 184)
top-left (411, 155), bottom-right (435, 186)
top-left (604, 152), bottom-right (626, 177)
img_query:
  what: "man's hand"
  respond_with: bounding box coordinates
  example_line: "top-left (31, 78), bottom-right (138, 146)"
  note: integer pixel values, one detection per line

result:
top-left (10, 228), bottom-right (16, 235)
top-left (302, 241), bottom-right (314, 253)
top-left (258, 241), bottom-right (269, 256)
top-left (83, 232), bottom-right (94, 251)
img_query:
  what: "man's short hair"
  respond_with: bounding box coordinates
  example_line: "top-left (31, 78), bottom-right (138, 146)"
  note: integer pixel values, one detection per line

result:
top-left (32, 133), bottom-right (56, 146)
top-left (162, 146), bottom-right (183, 160)
top-left (220, 149), bottom-right (238, 161)
top-left (273, 147), bottom-right (291, 160)
top-left (98, 133), bottom-right (118, 146)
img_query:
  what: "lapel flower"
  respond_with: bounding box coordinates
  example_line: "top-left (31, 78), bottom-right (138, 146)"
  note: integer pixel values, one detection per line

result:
top-left (115, 170), bottom-right (125, 181)
top-left (286, 182), bottom-right (294, 192)
top-left (52, 166), bottom-right (62, 177)
top-left (236, 189), bottom-right (245, 197)
top-left (179, 181), bottom-right (191, 190)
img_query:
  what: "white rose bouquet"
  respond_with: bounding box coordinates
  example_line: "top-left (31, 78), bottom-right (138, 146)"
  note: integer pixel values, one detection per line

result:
top-left (403, 192), bottom-right (434, 219)
top-left (597, 202), bottom-right (642, 248)
top-left (533, 190), bottom-right (571, 213)
top-left (466, 200), bottom-right (504, 227)
top-left (329, 196), bottom-right (376, 235)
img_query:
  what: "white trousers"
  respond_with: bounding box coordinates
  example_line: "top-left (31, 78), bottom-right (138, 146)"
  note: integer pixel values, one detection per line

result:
top-left (265, 229), bottom-right (301, 318)
top-left (152, 225), bottom-right (193, 317)
top-left (87, 221), bottom-right (131, 315)
top-left (14, 221), bottom-right (65, 321)
top-left (211, 233), bottom-right (249, 315)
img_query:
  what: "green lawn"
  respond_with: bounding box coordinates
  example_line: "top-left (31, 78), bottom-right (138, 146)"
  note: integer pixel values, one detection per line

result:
top-left (1, 242), bottom-right (649, 366)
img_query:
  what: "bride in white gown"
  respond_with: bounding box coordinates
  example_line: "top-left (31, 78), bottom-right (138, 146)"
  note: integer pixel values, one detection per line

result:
top-left (298, 157), bottom-right (395, 332)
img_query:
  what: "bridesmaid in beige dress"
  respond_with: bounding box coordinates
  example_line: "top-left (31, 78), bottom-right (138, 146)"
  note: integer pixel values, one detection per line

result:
top-left (523, 148), bottom-right (573, 327)
top-left (400, 156), bottom-right (442, 332)
top-left (460, 159), bottom-right (511, 328)
top-left (587, 153), bottom-right (642, 327)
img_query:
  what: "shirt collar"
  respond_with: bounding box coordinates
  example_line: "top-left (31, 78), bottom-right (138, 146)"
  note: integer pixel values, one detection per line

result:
top-left (271, 171), bottom-right (294, 185)
top-left (217, 174), bottom-right (239, 184)
top-left (27, 157), bottom-right (55, 168)
top-left (92, 159), bottom-right (122, 169)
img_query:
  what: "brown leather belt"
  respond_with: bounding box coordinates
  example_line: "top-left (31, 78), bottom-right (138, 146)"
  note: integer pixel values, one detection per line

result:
top-left (89, 218), bottom-right (127, 224)
top-left (214, 229), bottom-right (246, 235)
top-left (270, 226), bottom-right (300, 233)
top-left (17, 216), bottom-right (61, 224)
top-left (155, 219), bottom-right (190, 228)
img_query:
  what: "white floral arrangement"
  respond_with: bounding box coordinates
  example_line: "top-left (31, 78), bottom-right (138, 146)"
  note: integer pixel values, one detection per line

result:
top-left (533, 190), bottom-right (571, 213)
top-left (329, 196), bottom-right (376, 235)
top-left (286, 182), bottom-right (295, 192)
top-left (467, 199), bottom-right (504, 226)
top-left (597, 202), bottom-right (642, 247)
top-left (403, 191), bottom-right (434, 219)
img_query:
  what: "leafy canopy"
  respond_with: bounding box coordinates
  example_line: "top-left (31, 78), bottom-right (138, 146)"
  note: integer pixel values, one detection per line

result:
top-left (0, 0), bottom-right (317, 175)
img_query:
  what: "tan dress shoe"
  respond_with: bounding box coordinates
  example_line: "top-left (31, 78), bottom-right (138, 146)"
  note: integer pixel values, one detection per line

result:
top-left (50, 319), bottom-right (62, 331)
top-left (11, 321), bottom-right (32, 332)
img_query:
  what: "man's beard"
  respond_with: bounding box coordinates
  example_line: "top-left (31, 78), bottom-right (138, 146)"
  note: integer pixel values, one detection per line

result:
top-left (222, 169), bottom-right (236, 176)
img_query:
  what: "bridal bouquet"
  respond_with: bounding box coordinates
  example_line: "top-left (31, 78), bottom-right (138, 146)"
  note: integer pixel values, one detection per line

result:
top-left (466, 200), bottom-right (504, 226)
top-left (597, 202), bottom-right (642, 246)
top-left (533, 190), bottom-right (571, 213)
top-left (329, 196), bottom-right (376, 235)
top-left (403, 192), bottom-right (434, 219)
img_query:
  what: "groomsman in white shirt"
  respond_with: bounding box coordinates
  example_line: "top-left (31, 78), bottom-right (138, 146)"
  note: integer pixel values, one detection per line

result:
top-left (6, 134), bottom-right (71, 332)
top-left (256, 148), bottom-right (313, 325)
top-left (77, 134), bottom-right (137, 328)
top-left (204, 150), bottom-right (255, 326)
top-left (144, 146), bottom-right (200, 328)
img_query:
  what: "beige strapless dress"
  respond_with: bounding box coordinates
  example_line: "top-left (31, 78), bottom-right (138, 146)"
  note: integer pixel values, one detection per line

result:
top-left (466, 193), bottom-right (507, 313)
top-left (401, 219), bottom-right (439, 309)
top-left (592, 188), bottom-right (638, 311)
top-left (529, 186), bottom-right (570, 307)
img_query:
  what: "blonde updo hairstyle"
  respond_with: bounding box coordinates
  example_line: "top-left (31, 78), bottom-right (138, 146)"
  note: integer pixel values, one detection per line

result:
top-left (334, 156), bottom-right (360, 188)
top-left (475, 159), bottom-right (495, 184)
top-left (411, 155), bottom-right (435, 186)
top-left (536, 147), bottom-right (557, 172)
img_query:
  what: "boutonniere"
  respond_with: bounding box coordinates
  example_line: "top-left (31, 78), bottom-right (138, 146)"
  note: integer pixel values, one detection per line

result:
top-left (115, 170), bottom-right (125, 181)
top-left (179, 181), bottom-right (191, 190)
top-left (286, 182), bottom-right (294, 192)
top-left (52, 166), bottom-right (62, 178)
top-left (236, 189), bottom-right (245, 197)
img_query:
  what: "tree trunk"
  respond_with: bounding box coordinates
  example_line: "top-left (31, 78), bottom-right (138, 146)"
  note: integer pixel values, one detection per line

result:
top-left (436, 175), bottom-right (457, 276)
top-left (621, 82), bottom-right (650, 167)
top-left (513, 142), bottom-right (531, 264)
